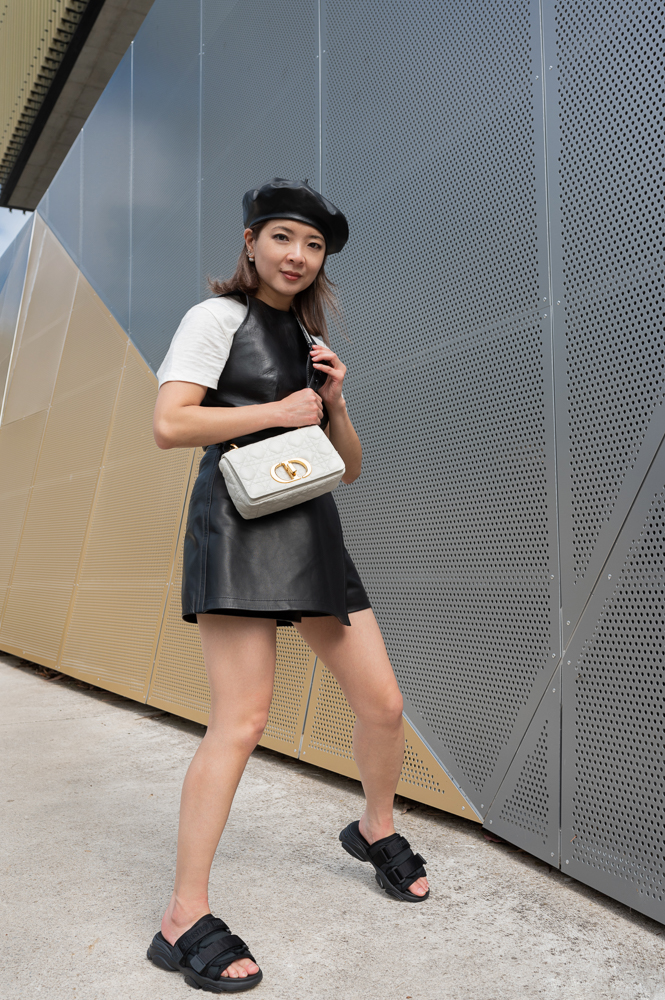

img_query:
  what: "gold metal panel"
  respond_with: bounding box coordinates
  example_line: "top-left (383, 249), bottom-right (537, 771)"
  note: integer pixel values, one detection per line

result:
top-left (260, 631), bottom-right (317, 756)
top-left (148, 463), bottom-right (318, 756)
top-left (2, 222), bottom-right (79, 424)
top-left (60, 343), bottom-right (193, 699)
top-left (0, 409), bottom-right (47, 620)
top-left (300, 661), bottom-right (480, 819)
top-left (144, 453), bottom-right (209, 725)
top-left (0, 279), bottom-right (128, 663)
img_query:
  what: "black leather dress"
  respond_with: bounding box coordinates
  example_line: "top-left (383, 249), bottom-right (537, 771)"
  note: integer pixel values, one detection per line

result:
top-left (181, 295), bottom-right (371, 627)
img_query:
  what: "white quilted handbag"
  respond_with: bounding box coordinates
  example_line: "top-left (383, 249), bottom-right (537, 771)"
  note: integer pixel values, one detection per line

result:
top-left (219, 424), bottom-right (345, 519)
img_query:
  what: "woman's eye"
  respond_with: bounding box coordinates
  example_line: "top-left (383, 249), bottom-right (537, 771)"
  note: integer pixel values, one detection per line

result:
top-left (274, 233), bottom-right (289, 241)
top-left (309, 242), bottom-right (323, 251)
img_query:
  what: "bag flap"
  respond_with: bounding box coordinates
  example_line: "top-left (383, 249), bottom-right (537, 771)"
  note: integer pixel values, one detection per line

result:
top-left (220, 425), bottom-right (345, 501)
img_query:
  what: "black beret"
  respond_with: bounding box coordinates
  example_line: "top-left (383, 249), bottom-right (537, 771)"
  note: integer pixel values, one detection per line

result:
top-left (242, 178), bottom-right (349, 254)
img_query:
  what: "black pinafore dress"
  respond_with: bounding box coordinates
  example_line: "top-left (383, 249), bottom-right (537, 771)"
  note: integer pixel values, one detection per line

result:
top-left (181, 295), bottom-right (371, 627)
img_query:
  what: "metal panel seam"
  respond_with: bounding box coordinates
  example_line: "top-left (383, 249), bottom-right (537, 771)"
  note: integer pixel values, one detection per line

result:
top-left (144, 447), bottom-right (197, 703)
top-left (402, 712), bottom-right (483, 821)
top-left (538, 0), bottom-right (563, 658)
top-left (559, 426), bottom-right (665, 659)
top-left (53, 339), bottom-right (131, 669)
top-left (0, 266), bottom-right (81, 626)
top-left (483, 656), bottom-right (561, 819)
top-left (297, 654), bottom-right (318, 757)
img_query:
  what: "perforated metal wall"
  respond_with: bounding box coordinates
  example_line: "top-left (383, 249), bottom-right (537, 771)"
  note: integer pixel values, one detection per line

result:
top-left (199, 0), bottom-right (318, 302)
top-left (0, 218), bottom-right (31, 413)
top-left (1, 0), bottom-right (663, 924)
top-left (560, 438), bottom-right (665, 923)
top-left (323, 0), bottom-right (558, 807)
top-left (544, 1), bottom-right (665, 644)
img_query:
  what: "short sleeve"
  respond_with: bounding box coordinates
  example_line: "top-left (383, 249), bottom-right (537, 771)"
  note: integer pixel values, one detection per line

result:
top-left (156, 296), bottom-right (248, 389)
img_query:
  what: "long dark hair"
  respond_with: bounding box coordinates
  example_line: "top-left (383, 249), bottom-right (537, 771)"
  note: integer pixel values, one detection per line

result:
top-left (207, 221), bottom-right (340, 345)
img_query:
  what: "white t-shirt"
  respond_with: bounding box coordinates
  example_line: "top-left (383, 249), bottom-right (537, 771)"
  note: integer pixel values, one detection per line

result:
top-left (156, 296), bottom-right (248, 389)
top-left (157, 295), bottom-right (326, 390)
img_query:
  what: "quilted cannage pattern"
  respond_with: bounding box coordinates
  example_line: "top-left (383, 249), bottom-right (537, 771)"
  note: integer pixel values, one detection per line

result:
top-left (220, 425), bottom-right (346, 519)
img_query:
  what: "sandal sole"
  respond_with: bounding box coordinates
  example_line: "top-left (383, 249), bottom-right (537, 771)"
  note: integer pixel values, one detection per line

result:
top-left (339, 823), bottom-right (430, 903)
top-left (147, 937), bottom-right (263, 993)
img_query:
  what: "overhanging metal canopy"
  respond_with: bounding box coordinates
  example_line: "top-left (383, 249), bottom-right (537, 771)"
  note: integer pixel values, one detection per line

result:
top-left (0, 0), bottom-right (154, 210)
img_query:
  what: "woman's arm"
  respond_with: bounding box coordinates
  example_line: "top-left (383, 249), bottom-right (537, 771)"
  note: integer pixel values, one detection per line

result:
top-left (153, 381), bottom-right (323, 450)
top-left (311, 343), bottom-right (362, 484)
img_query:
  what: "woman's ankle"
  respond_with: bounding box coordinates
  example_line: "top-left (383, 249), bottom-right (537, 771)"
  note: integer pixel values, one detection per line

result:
top-left (162, 893), bottom-right (211, 944)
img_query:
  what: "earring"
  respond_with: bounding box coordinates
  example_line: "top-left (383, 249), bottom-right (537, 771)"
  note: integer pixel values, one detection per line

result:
top-left (246, 249), bottom-right (254, 262)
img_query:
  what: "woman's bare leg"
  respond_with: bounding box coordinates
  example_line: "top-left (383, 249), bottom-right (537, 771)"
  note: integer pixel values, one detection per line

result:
top-left (294, 608), bottom-right (428, 896)
top-left (161, 613), bottom-right (277, 978)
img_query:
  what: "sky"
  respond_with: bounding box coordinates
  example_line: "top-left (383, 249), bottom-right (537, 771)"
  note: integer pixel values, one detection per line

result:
top-left (0, 206), bottom-right (32, 258)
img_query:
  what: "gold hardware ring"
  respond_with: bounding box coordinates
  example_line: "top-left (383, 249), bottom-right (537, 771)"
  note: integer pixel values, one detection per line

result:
top-left (270, 457), bottom-right (312, 483)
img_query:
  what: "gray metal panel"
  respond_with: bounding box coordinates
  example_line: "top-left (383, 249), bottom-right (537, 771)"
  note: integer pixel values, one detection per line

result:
top-left (80, 47), bottom-right (132, 332)
top-left (542, 1), bottom-right (665, 646)
top-left (200, 0), bottom-right (318, 291)
top-left (129, 0), bottom-right (201, 371)
top-left (484, 666), bottom-right (561, 864)
top-left (0, 219), bottom-right (33, 413)
top-left (561, 435), bottom-right (665, 924)
top-left (37, 134), bottom-right (83, 265)
top-left (323, 0), bottom-right (558, 806)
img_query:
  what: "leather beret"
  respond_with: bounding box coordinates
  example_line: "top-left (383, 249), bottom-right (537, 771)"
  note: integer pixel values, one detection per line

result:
top-left (242, 178), bottom-right (349, 254)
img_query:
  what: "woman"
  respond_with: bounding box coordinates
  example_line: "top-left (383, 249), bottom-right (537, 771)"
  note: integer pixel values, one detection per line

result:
top-left (147, 179), bottom-right (429, 993)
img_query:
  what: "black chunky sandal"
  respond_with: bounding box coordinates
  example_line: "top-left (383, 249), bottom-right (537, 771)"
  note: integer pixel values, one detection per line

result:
top-left (339, 820), bottom-right (430, 902)
top-left (147, 913), bottom-right (263, 993)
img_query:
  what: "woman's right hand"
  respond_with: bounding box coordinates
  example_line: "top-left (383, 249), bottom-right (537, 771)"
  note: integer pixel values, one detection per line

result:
top-left (277, 388), bottom-right (323, 427)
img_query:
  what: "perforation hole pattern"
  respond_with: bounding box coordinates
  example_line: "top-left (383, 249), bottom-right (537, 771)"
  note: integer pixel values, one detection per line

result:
top-left (325, 0), bottom-right (544, 364)
top-left (335, 320), bottom-right (555, 795)
top-left (400, 737), bottom-right (446, 802)
top-left (499, 722), bottom-right (550, 843)
top-left (571, 488), bottom-right (665, 903)
top-left (263, 630), bottom-right (314, 746)
top-left (554, 3), bottom-right (665, 581)
top-left (307, 665), bottom-right (356, 760)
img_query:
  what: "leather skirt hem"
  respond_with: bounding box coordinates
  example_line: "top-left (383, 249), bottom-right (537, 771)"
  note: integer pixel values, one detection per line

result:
top-left (182, 597), bottom-right (372, 627)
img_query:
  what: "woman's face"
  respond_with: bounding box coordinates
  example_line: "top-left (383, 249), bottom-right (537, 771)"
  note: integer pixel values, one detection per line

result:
top-left (245, 219), bottom-right (326, 305)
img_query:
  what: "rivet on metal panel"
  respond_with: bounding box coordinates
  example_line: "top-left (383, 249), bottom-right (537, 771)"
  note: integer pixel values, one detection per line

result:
top-left (551, 853), bottom-right (554, 857)
top-left (489, 819), bottom-right (493, 824)
top-left (557, 300), bottom-right (561, 305)
top-left (549, 65), bottom-right (553, 70)
top-left (552, 653), bottom-right (556, 657)
top-left (607, 574), bottom-right (612, 579)
top-left (552, 688), bottom-right (556, 693)
top-left (567, 660), bottom-right (571, 665)
top-left (566, 620), bottom-right (570, 625)
top-left (551, 574), bottom-right (554, 579)
top-left (565, 860), bottom-right (569, 865)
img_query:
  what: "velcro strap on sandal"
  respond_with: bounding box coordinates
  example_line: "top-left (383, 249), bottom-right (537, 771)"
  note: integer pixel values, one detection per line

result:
top-left (173, 916), bottom-right (230, 963)
top-left (189, 934), bottom-right (250, 975)
top-left (367, 835), bottom-right (410, 867)
top-left (387, 852), bottom-right (427, 884)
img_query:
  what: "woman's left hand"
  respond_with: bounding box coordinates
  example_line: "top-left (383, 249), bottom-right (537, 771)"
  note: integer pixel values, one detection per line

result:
top-left (310, 344), bottom-right (346, 408)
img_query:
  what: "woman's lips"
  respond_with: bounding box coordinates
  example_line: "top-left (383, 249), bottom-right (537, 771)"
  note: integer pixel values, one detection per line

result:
top-left (282, 271), bottom-right (302, 281)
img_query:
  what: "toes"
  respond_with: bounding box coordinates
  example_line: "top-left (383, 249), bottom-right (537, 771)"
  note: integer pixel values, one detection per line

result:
top-left (409, 876), bottom-right (429, 895)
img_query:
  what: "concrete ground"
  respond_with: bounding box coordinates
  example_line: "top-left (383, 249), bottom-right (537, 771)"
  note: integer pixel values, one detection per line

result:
top-left (1, 654), bottom-right (664, 1000)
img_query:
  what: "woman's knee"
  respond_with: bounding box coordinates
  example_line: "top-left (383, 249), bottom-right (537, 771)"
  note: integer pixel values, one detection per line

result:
top-left (208, 705), bottom-right (271, 751)
top-left (357, 688), bottom-right (404, 729)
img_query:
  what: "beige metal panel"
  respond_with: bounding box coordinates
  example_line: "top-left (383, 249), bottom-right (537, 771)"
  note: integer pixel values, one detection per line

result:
top-left (2, 221), bottom-right (78, 424)
top-left (261, 631), bottom-right (317, 756)
top-left (0, 409), bottom-right (47, 621)
top-left (60, 343), bottom-right (193, 699)
top-left (0, 277), bottom-right (127, 664)
top-left (300, 661), bottom-right (481, 820)
top-left (148, 460), bottom-right (318, 757)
